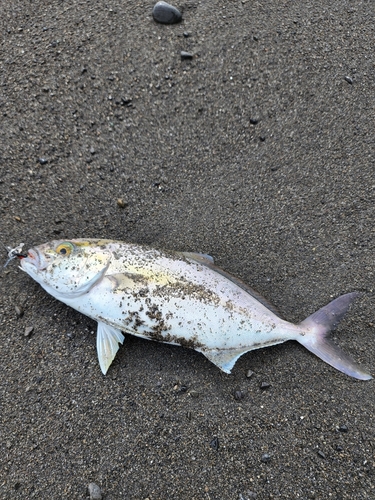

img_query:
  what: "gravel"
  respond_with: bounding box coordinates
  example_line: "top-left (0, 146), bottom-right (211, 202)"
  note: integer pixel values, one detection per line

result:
top-left (1, 0), bottom-right (374, 499)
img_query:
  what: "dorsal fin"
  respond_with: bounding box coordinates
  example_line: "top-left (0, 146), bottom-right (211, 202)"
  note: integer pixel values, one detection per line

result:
top-left (182, 252), bottom-right (283, 318)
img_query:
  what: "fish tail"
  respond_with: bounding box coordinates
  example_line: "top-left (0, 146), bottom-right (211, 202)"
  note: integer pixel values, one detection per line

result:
top-left (297, 292), bottom-right (372, 380)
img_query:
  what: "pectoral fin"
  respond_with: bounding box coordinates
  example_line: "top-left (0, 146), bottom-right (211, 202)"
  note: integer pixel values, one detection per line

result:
top-left (181, 252), bottom-right (215, 265)
top-left (96, 322), bottom-right (125, 375)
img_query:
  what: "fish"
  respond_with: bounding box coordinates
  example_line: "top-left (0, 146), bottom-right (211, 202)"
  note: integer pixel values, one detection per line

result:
top-left (13, 238), bottom-right (371, 380)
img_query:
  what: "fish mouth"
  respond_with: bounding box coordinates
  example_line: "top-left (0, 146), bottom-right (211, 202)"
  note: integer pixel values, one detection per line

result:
top-left (21, 248), bottom-right (47, 271)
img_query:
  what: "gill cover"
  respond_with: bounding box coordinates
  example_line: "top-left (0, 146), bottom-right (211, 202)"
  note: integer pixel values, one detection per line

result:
top-left (41, 246), bottom-right (112, 297)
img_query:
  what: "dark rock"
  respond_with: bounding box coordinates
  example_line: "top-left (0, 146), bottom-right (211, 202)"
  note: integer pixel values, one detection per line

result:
top-left (181, 51), bottom-right (193, 60)
top-left (152, 1), bottom-right (182, 24)
top-left (249, 118), bottom-right (260, 125)
top-left (261, 453), bottom-right (271, 463)
top-left (234, 390), bottom-right (244, 400)
top-left (121, 97), bottom-right (133, 106)
top-left (210, 437), bottom-right (219, 451)
top-left (345, 76), bottom-right (353, 84)
top-left (260, 381), bottom-right (270, 390)
top-left (317, 450), bottom-right (326, 459)
top-left (339, 424), bottom-right (348, 433)
top-left (38, 157), bottom-right (48, 165)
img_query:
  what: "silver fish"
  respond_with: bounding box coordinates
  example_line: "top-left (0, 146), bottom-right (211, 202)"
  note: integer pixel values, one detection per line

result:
top-left (15, 239), bottom-right (371, 380)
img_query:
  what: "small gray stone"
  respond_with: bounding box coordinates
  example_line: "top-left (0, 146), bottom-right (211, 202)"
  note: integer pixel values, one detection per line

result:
top-left (239, 491), bottom-right (257, 500)
top-left (153, 2), bottom-right (182, 24)
top-left (260, 381), bottom-right (271, 390)
top-left (246, 369), bottom-right (254, 378)
top-left (15, 305), bottom-right (24, 318)
top-left (344, 75), bottom-right (353, 84)
top-left (24, 326), bottom-right (34, 337)
top-left (88, 482), bottom-right (102, 500)
top-left (261, 453), bottom-right (271, 463)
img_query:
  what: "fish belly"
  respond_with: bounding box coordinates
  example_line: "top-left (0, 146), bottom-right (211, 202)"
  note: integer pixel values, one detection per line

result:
top-left (64, 269), bottom-right (299, 354)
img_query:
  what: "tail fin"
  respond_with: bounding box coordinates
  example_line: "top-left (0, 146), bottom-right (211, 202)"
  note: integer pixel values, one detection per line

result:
top-left (297, 292), bottom-right (372, 380)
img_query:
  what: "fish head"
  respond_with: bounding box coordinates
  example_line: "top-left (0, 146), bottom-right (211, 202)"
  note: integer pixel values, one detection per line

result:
top-left (20, 240), bottom-right (112, 299)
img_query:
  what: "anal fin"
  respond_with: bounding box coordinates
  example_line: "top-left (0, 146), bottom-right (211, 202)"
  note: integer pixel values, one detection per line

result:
top-left (96, 322), bottom-right (125, 375)
top-left (199, 347), bottom-right (250, 374)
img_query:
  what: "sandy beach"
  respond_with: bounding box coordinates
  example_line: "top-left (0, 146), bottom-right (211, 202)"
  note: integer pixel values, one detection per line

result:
top-left (1, 1), bottom-right (374, 498)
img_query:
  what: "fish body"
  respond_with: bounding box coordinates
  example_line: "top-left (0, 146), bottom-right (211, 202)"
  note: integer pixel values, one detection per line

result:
top-left (18, 239), bottom-right (371, 380)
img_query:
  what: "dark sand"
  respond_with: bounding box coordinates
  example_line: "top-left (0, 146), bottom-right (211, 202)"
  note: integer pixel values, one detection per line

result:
top-left (1, 1), bottom-right (374, 498)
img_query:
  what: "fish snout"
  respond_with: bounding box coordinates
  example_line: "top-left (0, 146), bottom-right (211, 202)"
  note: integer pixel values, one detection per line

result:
top-left (22, 247), bottom-right (49, 271)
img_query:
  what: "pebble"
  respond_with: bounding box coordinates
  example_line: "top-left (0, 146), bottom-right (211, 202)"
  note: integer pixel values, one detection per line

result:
top-left (338, 424), bottom-right (348, 433)
top-left (260, 381), bottom-right (271, 390)
top-left (261, 453), bottom-right (271, 463)
top-left (15, 305), bottom-right (24, 318)
top-left (181, 51), bottom-right (193, 60)
top-left (24, 326), bottom-right (34, 337)
top-left (344, 75), bottom-right (353, 84)
top-left (210, 437), bottom-right (219, 451)
top-left (249, 118), bottom-right (260, 125)
top-left (234, 390), bottom-right (244, 400)
top-left (189, 390), bottom-right (199, 398)
top-left (246, 369), bottom-right (254, 378)
top-left (38, 157), bottom-right (48, 165)
top-left (239, 491), bottom-right (257, 500)
top-left (121, 97), bottom-right (133, 106)
top-left (152, 1), bottom-right (182, 24)
top-left (88, 483), bottom-right (102, 500)
top-left (317, 450), bottom-right (326, 459)
top-left (117, 198), bottom-right (128, 208)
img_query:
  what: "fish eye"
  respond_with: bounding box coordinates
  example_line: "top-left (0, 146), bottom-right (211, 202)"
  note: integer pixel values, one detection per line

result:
top-left (55, 242), bottom-right (74, 257)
